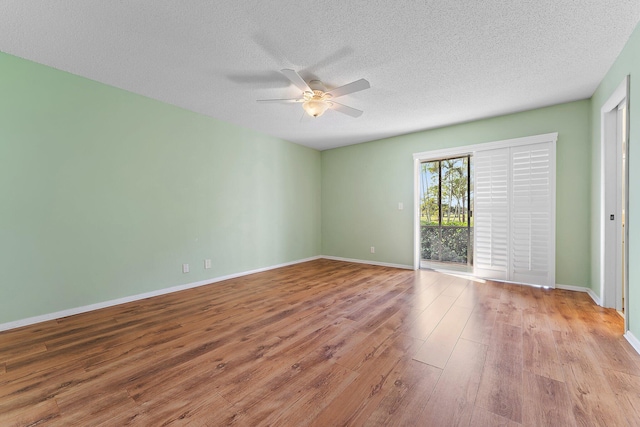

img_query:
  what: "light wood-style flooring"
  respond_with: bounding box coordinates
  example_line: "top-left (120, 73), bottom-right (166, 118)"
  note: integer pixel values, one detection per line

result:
top-left (2, 259), bottom-right (640, 426)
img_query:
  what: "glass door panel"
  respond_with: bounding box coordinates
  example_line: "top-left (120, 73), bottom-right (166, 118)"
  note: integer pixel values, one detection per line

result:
top-left (420, 156), bottom-right (473, 269)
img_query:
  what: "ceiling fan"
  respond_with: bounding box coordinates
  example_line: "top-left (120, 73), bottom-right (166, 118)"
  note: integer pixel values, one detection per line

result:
top-left (257, 69), bottom-right (370, 118)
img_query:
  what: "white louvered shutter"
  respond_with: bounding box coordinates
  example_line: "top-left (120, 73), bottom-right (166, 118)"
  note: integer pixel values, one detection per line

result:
top-left (473, 140), bottom-right (555, 287)
top-left (473, 148), bottom-right (510, 281)
top-left (510, 143), bottom-right (554, 286)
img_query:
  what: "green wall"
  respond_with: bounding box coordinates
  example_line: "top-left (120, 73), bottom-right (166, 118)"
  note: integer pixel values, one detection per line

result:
top-left (0, 52), bottom-right (321, 324)
top-left (590, 22), bottom-right (640, 334)
top-left (322, 100), bottom-right (591, 287)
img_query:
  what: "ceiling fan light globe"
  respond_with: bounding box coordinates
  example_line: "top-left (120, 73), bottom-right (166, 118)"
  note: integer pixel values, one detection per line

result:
top-left (303, 99), bottom-right (329, 117)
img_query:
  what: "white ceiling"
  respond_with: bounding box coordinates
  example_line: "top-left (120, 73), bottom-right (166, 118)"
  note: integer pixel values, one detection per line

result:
top-left (1, 1), bottom-right (639, 151)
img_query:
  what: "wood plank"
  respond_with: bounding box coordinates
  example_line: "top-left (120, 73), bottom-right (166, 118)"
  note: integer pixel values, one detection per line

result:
top-left (311, 335), bottom-right (418, 426)
top-left (336, 308), bottom-right (416, 372)
top-left (441, 277), bottom-right (470, 299)
top-left (217, 344), bottom-right (359, 425)
top-left (602, 368), bottom-right (640, 426)
top-left (363, 360), bottom-right (441, 426)
top-left (541, 291), bottom-right (576, 333)
top-left (460, 298), bottom-right (499, 344)
top-left (258, 363), bottom-right (359, 426)
top-left (521, 372), bottom-right (575, 427)
top-left (56, 388), bottom-right (141, 426)
top-left (475, 322), bottom-right (523, 423)
top-left (403, 283), bottom-right (446, 313)
top-left (406, 294), bottom-right (456, 341)
top-left (469, 405), bottom-right (521, 427)
top-left (0, 342), bottom-right (48, 365)
top-left (0, 398), bottom-right (60, 427)
top-left (215, 317), bottom-right (357, 403)
top-left (581, 322), bottom-right (640, 376)
top-left (553, 329), bottom-right (629, 426)
top-left (454, 281), bottom-right (488, 309)
top-left (495, 301), bottom-right (523, 328)
top-left (522, 310), bottom-right (564, 382)
top-left (136, 384), bottom-right (233, 426)
top-left (413, 305), bottom-right (474, 368)
top-left (479, 280), bottom-right (505, 300)
top-left (417, 338), bottom-right (488, 426)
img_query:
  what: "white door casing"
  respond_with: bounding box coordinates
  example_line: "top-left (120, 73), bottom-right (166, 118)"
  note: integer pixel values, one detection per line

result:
top-left (600, 75), bottom-right (629, 331)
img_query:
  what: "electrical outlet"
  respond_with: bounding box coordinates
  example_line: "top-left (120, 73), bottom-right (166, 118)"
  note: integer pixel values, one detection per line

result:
top-left (182, 263), bottom-right (190, 273)
top-left (398, 202), bottom-right (404, 210)
top-left (204, 259), bottom-right (212, 269)
top-left (370, 246), bottom-right (375, 254)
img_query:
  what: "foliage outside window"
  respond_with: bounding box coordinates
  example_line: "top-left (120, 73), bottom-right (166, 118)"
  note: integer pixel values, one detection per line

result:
top-left (420, 156), bottom-right (473, 264)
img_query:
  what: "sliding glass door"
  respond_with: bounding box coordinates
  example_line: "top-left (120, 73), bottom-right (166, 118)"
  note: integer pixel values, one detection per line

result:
top-left (419, 156), bottom-right (473, 270)
top-left (414, 132), bottom-right (556, 287)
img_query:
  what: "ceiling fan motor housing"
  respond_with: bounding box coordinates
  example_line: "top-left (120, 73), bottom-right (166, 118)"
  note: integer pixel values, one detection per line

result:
top-left (308, 80), bottom-right (327, 93)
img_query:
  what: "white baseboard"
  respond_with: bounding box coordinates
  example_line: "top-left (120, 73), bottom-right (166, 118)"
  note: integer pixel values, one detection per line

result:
top-left (624, 331), bottom-right (640, 356)
top-left (556, 283), bottom-right (601, 306)
top-left (321, 255), bottom-right (413, 270)
top-left (0, 255), bottom-right (322, 332)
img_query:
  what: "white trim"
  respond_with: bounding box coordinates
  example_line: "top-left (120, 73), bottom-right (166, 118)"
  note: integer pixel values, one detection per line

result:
top-left (556, 283), bottom-right (601, 306)
top-left (599, 75), bottom-right (630, 332)
top-left (321, 255), bottom-right (414, 270)
top-left (0, 256), bottom-right (322, 332)
top-left (601, 77), bottom-right (630, 113)
top-left (413, 157), bottom-right (421, 270)
top-left (624, 331), bottom-right (640, 356)
top-left (412, 132), bottom-right (558, 162)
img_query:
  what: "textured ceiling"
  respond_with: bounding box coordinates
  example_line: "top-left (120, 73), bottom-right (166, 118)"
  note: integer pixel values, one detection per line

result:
top-left (1, 1), bottom-right (639, 150)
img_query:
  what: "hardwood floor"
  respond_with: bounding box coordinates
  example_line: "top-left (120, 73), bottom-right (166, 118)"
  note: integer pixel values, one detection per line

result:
top-left (1, 259), bottom-right (640, 426)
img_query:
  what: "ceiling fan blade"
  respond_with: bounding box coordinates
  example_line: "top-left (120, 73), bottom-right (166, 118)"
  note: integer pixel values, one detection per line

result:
top-left (326, 78), bottom-right (370, 98)
top-left (330, 101), bottom-right (363, 118)
top-left (257, 98), bottom-right (304, 103)
top-left (280, 69), bottom-right (313, 93)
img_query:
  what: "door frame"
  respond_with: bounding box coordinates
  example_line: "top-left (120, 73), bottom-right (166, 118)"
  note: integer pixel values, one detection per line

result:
top-left (600, 75), bottom-right (630, 330)
top-left (412, 132), bottom-right (558, 272)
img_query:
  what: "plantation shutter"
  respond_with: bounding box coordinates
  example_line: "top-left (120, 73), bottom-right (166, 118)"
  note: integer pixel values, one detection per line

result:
top-left (473, 148), bottom-right (510, 281)
top-left (510, 143), bottom-right (554, 286)
top-left (473, 140), bottom-right (555, 287)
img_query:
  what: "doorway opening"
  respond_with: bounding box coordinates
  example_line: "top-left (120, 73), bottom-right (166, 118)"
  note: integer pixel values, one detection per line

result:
top-left (601, 75), bottom-right (630, 329)
top-left (419, 155), bottom-right (473, 273)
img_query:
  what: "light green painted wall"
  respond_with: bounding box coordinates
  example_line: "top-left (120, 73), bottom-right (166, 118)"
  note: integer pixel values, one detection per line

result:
top-left (590, 22), bottom-right (640, 333)
top-left (322, 100), bottom-right (591, 287)
top-left (0, 52), bottom-right (321, 324)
